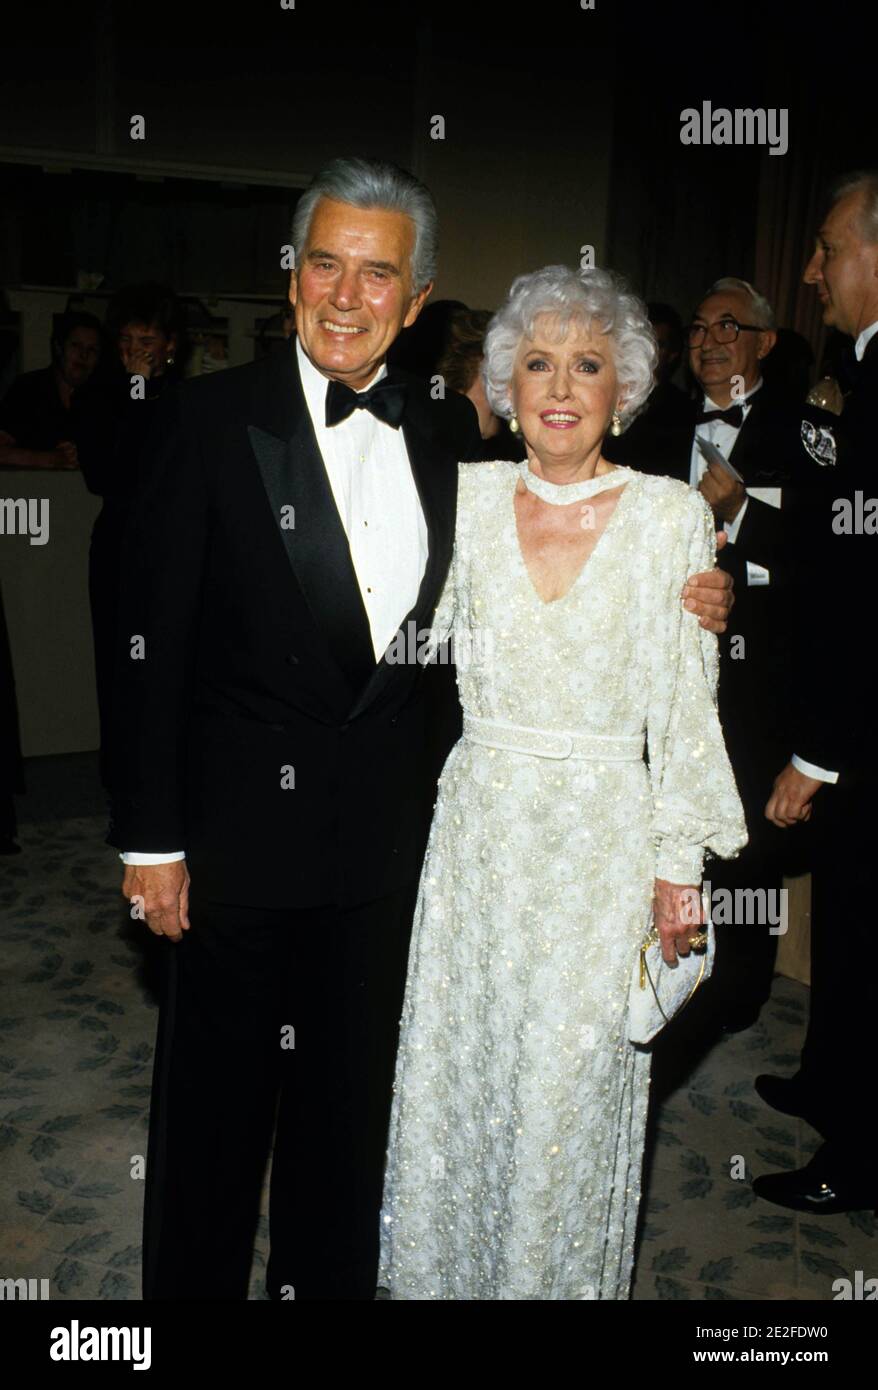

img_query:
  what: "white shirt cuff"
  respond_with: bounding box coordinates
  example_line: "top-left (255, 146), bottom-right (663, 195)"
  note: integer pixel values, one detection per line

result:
top-left (120, 850), bottom-right (186, 864)
top-left (791, 755), bottom-right (839, 785)
top-left (720, 495), bottom-right (749, 544)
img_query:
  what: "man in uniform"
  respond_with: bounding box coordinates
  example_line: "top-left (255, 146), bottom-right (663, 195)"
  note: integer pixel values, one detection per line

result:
top-left (758, 170), bottom-right (878, 1215)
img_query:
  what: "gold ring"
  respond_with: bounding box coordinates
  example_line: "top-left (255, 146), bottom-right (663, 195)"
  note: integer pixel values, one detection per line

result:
top-left (687, 931), bottom-right (708, 949)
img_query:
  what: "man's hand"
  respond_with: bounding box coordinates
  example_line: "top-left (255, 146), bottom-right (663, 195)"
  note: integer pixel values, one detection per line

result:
top-left (699, 460), bottom-right (747, 522)
top-left (682, 558), bottom-right (735, 633)
top-left (122, 861), bottom-right (191, 942)
top-left (654, 878), bottom-right (705, 965)
top-left (0, 431), bottom-right (79, 470)
top-left (53, 441), bottom-right (79, 469)
top-left (765, 763), bottom-right (823, 828)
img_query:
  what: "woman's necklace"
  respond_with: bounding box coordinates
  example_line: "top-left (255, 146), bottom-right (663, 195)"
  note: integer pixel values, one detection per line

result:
top-left (517, 458), bottom-right (632, 506)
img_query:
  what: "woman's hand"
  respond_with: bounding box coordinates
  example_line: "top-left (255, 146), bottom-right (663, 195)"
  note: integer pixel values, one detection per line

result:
top-left (121, 344), bottom-right (156, 380)
top-left (653, 878), bottom-right (705, 965)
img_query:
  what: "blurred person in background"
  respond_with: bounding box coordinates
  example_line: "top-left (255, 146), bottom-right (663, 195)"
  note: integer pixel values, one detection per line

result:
top-left (256, 298), bottom-right (297, 357)
top-left (0, 310), bottom-right (103, 848)
top-left (641, 301), bottom-right (693, 425)
top-left (386, 296), bottom-right (466, 378)
top-left (604, 301), bottom-right (693, 472)
top-left (75, 283), bottom-right (185, 788)
top-left (0, 578), bottom-right (24, 854)
top-left (760, 326), bottom-right (814, 406)
top-left (437, 306), bottom-right (526, 462)
top-left (0, 311), bottom-right (102, 470)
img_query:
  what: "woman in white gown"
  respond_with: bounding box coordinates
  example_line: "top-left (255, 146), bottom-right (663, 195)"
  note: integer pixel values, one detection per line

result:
top-left (378, 266), bottom-right (747, 1300)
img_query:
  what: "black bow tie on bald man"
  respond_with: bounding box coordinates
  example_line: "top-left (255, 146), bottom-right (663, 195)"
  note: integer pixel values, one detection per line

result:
top-left (325, 375), bottom-right (408, 429)
top-left (694, 403), bottom-right (746, 428)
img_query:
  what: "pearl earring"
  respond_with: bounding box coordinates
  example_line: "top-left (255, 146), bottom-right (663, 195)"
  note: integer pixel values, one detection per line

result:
top-left (610, 412), bottom-right (622, 436)
top-left (509, 415), bottom-right (520, 434)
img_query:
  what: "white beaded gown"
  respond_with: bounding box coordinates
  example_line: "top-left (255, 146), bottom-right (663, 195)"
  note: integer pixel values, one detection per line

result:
top-left (378, 459), bottom-right (747, 1300)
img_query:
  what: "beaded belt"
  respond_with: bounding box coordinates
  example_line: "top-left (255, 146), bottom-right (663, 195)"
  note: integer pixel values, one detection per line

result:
top-left (462, 714), bottom-right (644, 762)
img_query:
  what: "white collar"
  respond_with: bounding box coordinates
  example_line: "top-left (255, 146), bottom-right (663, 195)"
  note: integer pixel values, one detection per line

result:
top-left (702, 377), bottom-right (763, 412)
top-left (855, 321), bottom-right (878, 361)
top-left (295, 334), bottom-right (387, 425)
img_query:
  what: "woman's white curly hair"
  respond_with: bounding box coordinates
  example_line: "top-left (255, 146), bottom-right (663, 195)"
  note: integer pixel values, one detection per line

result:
top-left (482, 264), bottom-right (657, 431)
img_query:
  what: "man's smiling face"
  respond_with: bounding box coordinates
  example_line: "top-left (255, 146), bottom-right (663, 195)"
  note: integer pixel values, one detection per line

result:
top-left (289, 197), bottom-right (432, 389)
top-left (688, 290), bottom-right (773, 401)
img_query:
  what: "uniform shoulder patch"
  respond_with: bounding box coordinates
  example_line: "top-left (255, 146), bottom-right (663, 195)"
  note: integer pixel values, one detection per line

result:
top-left (800, 418), bottom-right (837, 466)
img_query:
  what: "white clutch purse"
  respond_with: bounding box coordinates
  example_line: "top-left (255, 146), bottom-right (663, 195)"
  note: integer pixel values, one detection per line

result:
top-left (628, 913), bottom-right (714, 1045)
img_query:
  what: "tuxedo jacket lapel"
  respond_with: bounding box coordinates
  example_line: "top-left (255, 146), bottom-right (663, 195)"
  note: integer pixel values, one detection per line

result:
top-left (247, 347), bottom-right (377, 701)
top-left (727, 392), bottom-right (788, 484)
top-left (728, 397), bottom-right (763, 479)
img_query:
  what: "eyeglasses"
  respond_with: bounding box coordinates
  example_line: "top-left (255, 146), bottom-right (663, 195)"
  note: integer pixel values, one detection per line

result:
top-left (686, 317), bottom-right (764, 348)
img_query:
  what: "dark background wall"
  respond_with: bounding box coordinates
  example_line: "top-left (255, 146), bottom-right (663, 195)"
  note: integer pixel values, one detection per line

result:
top-left (2, 1), bottom-right (870, 313)
top-left (0, 0), bottom-right (618, 313)
top-left (4, 1), bottom-right (868, 319)
top-left (0, 0), bottom-right (870, 756)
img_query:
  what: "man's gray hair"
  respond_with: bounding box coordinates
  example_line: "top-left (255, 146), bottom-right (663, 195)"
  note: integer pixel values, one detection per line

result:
top-left (703, 277), bottom-right (776, 330)
top-left (482, 265), bottom-right (656, 430)
top-left (291, 156), bottom-right (439, 291)
top-left (830, 169), bottom-right (878, 245)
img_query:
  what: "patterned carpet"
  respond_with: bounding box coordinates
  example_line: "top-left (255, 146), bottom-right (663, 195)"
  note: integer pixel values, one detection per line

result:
top-left (2, 754), bottom-right (873, 1301)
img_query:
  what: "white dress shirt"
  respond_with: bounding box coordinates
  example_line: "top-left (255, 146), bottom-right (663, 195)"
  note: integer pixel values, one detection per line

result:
top-left (121, 337), bottom-right (428, 866)
top-left (295, 336), bottom-right (428, 660)
top-left (855, 320), bottom-right (878, 360)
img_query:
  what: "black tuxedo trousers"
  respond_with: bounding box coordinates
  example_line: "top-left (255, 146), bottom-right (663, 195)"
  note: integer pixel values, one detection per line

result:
top-left (143, 878), bottom-right (421, 1300)
top-left (798, 778), bottom-right (878, 1183)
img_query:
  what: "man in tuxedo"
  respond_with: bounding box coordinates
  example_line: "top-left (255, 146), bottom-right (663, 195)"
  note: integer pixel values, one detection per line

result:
top-left (611, 277), bottom-right (816, 1033)
top-left (756, 170), bottom-right (878, 1215)
top-left (107, 156), bottom-right (736, 1300)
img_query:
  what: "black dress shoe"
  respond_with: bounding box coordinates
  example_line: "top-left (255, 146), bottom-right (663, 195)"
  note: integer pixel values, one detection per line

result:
top-left (754, 1072), bottom-right (819, 1124)
top-left (752, 1162), bottom-right (877, 1216)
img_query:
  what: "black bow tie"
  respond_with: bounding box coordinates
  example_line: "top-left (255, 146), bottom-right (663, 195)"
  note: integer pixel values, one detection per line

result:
top-left (694, 404), bottom-right (746, 428)
top-left (325, 375), bottom-right (408, 429)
